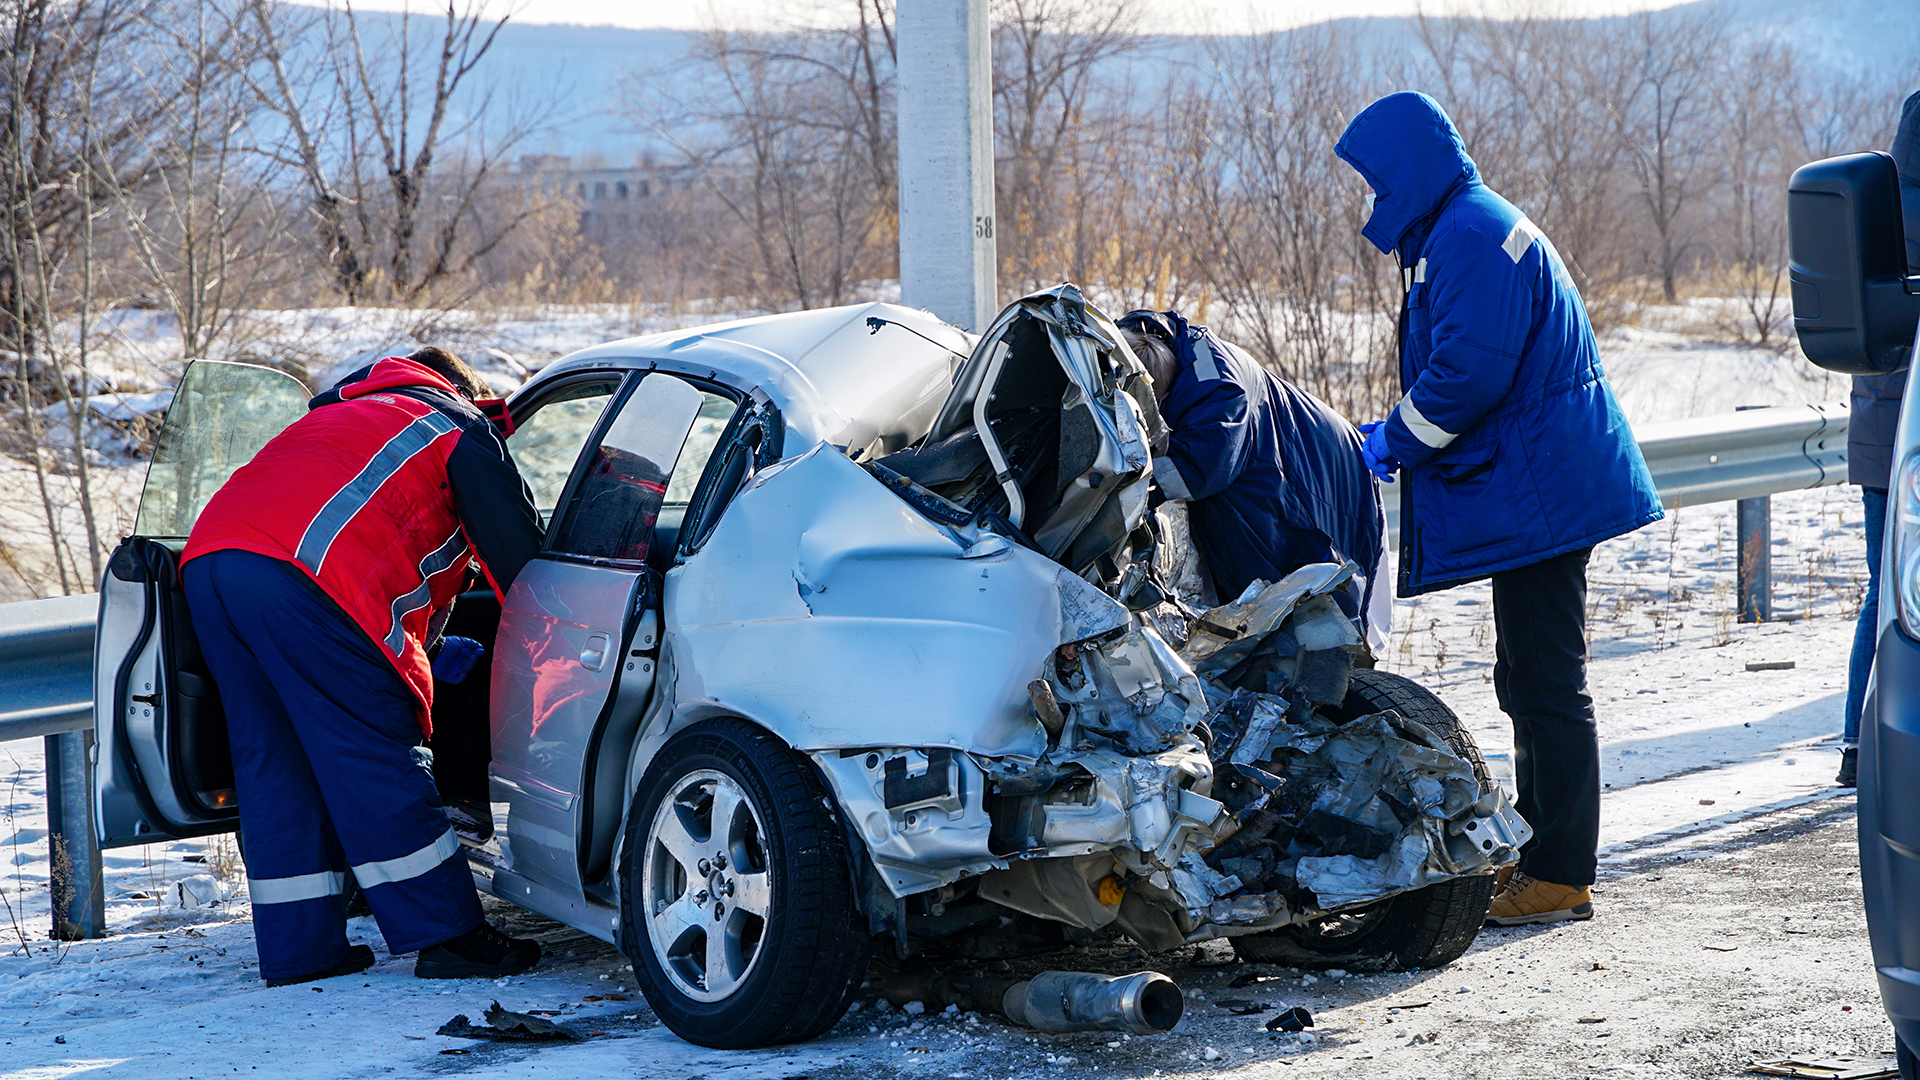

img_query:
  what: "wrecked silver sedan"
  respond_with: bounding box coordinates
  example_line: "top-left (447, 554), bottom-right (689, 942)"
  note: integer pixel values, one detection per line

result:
top-left (94, 285), bottom-right (1526, 1049)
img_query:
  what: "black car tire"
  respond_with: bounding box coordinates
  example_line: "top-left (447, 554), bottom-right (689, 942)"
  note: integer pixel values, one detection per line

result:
top-left (1229, 668), bottom-right (1499, 972)
top-left (618, 719), bottom-right (871, 1048)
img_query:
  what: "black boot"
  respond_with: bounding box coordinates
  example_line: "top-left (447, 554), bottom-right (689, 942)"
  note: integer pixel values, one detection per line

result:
top-left (1837, 747), bottom-right (1859, 788)
top-left (265, 943), bottom-right (376, 987)
top-left (414, 922), bottom-right (541, 979)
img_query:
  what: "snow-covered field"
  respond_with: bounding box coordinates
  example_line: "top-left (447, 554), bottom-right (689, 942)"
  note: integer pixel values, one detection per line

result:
top-left (0, 299), bottom-right (1890, 1076)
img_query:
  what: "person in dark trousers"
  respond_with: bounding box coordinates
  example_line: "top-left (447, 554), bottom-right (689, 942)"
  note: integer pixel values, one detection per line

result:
top-left (1840, 89), bottom-right (1920, 788)
top-left (1115, 309), bottom-right (1391, 643)
top-left (1336, 92), bottom-right (1662, 926)
top-left (181, 346), bottom-right (546, 986)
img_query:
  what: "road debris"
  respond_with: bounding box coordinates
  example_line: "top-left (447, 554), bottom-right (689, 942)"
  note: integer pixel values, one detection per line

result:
top-left (1213, 998), bottom-right (1270, 1015)
top-left (1266, 1006), bottom-right (1315, 1033)
top-left (1745, 661), bottom-right (1797, 672)
top-left (880, 968), bottom-right (1184, 1035)
top-left (437, 1002), bottom-right (584, 1043)
top-left (1749, 1056), bottom-right (1898, 1079)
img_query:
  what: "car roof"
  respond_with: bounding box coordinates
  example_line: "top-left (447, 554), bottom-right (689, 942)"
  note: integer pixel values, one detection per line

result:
top-left (520, 302), bottom-right (974, 453)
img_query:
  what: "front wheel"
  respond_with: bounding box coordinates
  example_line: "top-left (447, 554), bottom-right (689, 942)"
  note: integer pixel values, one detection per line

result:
top-left (618, 719), bottom-right (871, 1048)
top-left (1229, 668), bottom-right (1499, 972)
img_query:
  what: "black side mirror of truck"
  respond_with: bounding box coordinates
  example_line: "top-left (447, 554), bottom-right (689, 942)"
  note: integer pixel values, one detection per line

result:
top-left (1788, 151), bottom-right (1920, 375)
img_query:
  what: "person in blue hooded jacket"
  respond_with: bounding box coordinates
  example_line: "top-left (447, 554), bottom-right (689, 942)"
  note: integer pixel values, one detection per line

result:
top-left (1115, 309), bottom-right (1390, 642)
top-left (1336, 92), bottom-right (1662, 927)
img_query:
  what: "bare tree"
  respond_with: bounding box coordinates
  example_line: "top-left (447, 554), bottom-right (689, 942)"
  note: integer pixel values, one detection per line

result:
top-left (244, 0), bottom-right (544, 306)
top-left (627, 0), bottom-right (898, 310)
top-left (1611, 8), bottom-right (1724, 303)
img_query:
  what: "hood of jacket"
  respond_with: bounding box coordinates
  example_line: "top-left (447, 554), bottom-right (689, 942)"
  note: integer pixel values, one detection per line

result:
top-left (309, 356), bottom-right (463, 411)
top-left (1335, 92), bottom-right (1481, 255)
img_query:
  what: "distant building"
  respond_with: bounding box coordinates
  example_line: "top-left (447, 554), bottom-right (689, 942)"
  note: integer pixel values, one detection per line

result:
top-left (512, 154), bottom-right (736, 218)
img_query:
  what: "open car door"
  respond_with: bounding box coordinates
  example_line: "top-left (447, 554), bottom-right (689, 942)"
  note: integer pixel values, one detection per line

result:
top-left (94, 361), bottom-right (310, 848)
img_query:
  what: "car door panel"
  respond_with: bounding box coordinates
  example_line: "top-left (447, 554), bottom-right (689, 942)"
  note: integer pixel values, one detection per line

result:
top-left (484, 372), bottom-right (715, 905)
top-left (95, 362), bottom-right (310, 848)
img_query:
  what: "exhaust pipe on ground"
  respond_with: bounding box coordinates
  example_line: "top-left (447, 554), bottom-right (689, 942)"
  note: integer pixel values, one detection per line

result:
top-left (879, 968), bottom-right (1184, 1035)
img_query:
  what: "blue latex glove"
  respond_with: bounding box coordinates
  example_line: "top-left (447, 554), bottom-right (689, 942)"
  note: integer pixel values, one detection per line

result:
top-left (432, 636), bottom-right (486, 685)
top-left (1357, 420), bottom-right (1400, 483)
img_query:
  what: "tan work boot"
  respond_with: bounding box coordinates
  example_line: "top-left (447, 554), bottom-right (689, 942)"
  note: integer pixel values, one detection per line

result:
top-left (1494, 864), bottom-right (1516, 895)
top-left (1486, 872), bottom-right (1593, 926)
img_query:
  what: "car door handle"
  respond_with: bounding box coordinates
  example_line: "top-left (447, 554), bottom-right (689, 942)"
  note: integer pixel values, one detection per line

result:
top-left (580, 632), bottom-right (612, 672)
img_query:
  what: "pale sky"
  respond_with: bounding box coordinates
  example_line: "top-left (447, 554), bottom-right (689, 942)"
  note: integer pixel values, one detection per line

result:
top-left (317, 0), bottom-right (1694, 34)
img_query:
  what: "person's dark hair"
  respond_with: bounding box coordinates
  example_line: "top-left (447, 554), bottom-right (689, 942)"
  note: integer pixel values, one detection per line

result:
top-left (1119, 327), bottom-right (1178, 402)
top-left (406, 345), bottom-right (491, 400)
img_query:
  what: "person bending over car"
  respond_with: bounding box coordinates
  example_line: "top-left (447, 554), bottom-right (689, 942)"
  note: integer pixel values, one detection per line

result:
top-left (1115, 308), bottom-right (1390, 646)
top-left (180, 346), bottom-right (546, 986)
top-left (1336, 92), bottom-right (1661, 926)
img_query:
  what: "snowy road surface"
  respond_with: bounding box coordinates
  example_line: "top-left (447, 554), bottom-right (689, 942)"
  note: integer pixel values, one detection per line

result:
top-left (0, 485), bottom-right (1885, 1078)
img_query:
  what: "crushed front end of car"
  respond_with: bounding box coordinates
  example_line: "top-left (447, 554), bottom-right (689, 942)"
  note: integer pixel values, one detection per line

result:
top-left (710, 284), bottom-right (1529, 963)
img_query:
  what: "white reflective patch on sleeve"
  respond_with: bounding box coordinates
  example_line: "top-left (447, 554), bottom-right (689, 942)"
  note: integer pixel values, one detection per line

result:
top-left (1413, 257), bottom-right (1427, 283)
top-left (1395, 394), bottom-right (1458, 449)
top-left (1190, 338), bottom-right (1222, 382)
top-left (1153, 456), bottom-right (1193, 501)
top-left (249, 870), bottom-right (345, 906)
top-left (351, 829), bottom-right (460, 889)
top-left (1502, 218), bottom-right (1544, 263)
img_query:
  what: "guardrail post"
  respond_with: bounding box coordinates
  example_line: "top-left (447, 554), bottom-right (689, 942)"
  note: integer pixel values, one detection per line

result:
top-left (1737, 494), bottom-right (1772, 623)
top-left (45, 728), bottom-right (105, 940)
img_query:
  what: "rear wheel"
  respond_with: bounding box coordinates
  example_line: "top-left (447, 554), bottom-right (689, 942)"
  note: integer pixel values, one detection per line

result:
top-left (1229, 669), bottom-right (1499, 972)
top-left (618, 719), bottom-right (871, 1048)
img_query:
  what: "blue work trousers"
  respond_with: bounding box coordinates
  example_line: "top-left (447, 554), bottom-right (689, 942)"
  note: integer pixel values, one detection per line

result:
top-left (183, 549), bottom-right (482, 981)
top-left (1846, 486), bottom-right (1889, 746)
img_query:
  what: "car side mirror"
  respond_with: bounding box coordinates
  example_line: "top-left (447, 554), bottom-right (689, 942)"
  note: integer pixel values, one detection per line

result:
top-left (1789, 151), bottom-right (1920, 374)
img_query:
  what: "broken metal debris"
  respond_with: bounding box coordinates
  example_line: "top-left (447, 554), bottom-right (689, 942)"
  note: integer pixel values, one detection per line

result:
top-left (1211, 998), bottom-right (1271, 1015)
top-left (880, 968), bottom-right (1184, 1035)
top-left (1174, 567), bottom-right (1530, 918)
top-left (1749, 1056), bottom-right (1899, 1080)
top-left (437, 1002), bottom-right (584, 1043)
top-left (1266, 1006), bottom-right (1315, 1033)
top-left (1745, 661), bottom-right (1797, 672)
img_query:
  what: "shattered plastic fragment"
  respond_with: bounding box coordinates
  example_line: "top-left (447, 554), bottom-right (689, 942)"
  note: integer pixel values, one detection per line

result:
top-left (1266, 1006), bottom-right (1315, 1033)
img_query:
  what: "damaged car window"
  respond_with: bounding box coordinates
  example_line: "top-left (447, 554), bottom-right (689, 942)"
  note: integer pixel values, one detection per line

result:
top-left (551, 374), bottom-right (722, 564)
top-left (506, 377), bottom-right (621, 521)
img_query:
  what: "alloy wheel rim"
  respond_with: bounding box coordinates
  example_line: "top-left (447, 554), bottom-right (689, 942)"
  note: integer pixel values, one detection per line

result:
top-left (641, 768), bottom-right (773, 1002)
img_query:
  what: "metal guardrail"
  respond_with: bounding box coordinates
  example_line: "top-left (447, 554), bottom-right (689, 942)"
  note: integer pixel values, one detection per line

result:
top-left (1381, 402), bottom-right (1850, 538)
top-left (1635, 402), bottom-right (1848, 508)
top-left (0, 593), bottom-right (96, 742)
top-left (0, 402), bottom-right (1865, 940)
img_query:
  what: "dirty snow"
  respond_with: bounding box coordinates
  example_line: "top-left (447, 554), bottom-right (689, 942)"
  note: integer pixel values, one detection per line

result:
top-left (0, 300), bottom-right (1891, 1076)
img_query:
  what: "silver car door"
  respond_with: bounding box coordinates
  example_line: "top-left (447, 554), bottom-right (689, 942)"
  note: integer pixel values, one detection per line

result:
top-left (94, 361), bottom-right (310, 848)
top-left (486, 373), bottom-right (738, 910)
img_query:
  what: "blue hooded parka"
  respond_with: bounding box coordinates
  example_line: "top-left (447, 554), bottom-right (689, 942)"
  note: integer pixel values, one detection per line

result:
top-left (1335, 92), bottom-right (1661, 596)
top-left (1124, 309), bottom-right (1387, 620)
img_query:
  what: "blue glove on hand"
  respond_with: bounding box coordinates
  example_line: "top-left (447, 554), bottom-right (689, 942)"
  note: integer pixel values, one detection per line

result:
top-left (1357, 421), bottom-right (1400, 483)
top-left (432, 636), bottom-right (486, 685)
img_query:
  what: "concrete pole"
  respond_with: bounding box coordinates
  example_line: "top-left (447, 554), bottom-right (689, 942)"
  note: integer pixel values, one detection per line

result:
top-left (897, 0), bottom-right (996, 332)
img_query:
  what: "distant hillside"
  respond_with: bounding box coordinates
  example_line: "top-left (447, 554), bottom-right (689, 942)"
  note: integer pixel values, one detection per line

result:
top-left (422, 0), bottom-right (1918, 162)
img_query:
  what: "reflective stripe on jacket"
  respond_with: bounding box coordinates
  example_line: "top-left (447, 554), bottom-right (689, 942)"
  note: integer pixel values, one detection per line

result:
top-left (1336, 91), bottom-right (1661, 596)
top-left (183, 357), bottom-right (542, 732)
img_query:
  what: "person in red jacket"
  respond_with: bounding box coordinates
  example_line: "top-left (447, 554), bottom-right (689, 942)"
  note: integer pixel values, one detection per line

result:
top-left (180, 346), bottom-right (545, 985)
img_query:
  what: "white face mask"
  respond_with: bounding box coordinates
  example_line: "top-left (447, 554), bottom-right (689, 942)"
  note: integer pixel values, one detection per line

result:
top-left (1364, 191), bottom-right (1377, 216)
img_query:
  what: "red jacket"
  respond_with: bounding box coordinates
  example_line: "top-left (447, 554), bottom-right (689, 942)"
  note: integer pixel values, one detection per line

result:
top-left (183, 358), bottom-right (542, 732)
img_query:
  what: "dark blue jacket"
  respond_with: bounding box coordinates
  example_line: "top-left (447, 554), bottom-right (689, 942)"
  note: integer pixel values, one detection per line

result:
top-left (1851, 89), bottom-right (1920, 490)
top-left (1128, 310), bottom-right (1386, 617)
top-left (1335, 92), bottom-right (1661, 596)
